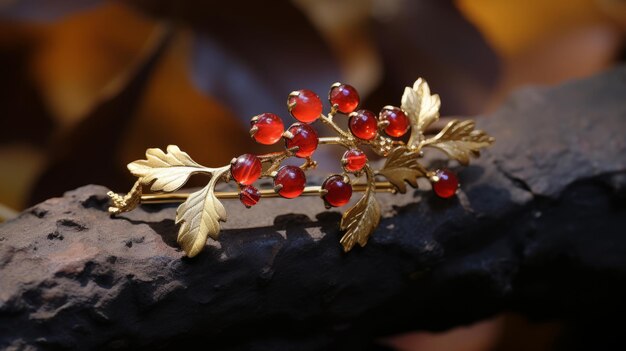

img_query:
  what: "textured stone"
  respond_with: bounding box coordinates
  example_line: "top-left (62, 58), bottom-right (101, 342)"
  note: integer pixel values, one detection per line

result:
top-left (1, 67), bottom-right (625, 350)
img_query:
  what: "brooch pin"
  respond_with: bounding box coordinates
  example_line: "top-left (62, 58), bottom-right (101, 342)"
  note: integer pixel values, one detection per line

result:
top-left (108, 79), bottom-right (494, 257)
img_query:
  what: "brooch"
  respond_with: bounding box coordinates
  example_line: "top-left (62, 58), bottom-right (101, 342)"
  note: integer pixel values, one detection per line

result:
top-left (108, 79), bottom-right (494, 257)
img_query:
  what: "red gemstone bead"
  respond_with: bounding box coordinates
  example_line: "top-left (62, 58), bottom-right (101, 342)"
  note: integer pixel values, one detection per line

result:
top-left (349, 109), bottom-right (378, 140)
top-left (230, 154), bottom-right (262, 185)
top-left (239, 185), bottom-right (261, 208)
top-left (432, 169), bottom-right (459, 198)
top-left (322, 175), bottom-right (352, 207)
top-left (250, 113), bottom-right (284, 145)
top-left (380, 106), bottom-right (410, 137)
top-left (274, 166), bottom-right (306, 198)
top-left (342, 148), bottom-right (367, 172)
top-left (284, 123), bottom-right (319, 158)
top-left (288, 89), bottom-right (323, 123)
top-left (329, 83), bottom-right (360, 114)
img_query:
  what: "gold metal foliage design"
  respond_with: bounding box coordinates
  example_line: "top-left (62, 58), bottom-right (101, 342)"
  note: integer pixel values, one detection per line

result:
top-left (339, 166), bottom-right (380, 251)
top-left (175, 167), bottom-right (229, 257)
top-left (109, 78), bottom-right (494, 257)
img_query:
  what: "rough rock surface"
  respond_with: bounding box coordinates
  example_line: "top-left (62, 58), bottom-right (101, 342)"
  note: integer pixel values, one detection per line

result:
top-left (1, 67), bottom-right (626, 350)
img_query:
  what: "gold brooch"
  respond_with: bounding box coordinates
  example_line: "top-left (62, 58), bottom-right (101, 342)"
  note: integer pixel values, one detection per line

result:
top-left (108, 79), bottom-right (494, 257)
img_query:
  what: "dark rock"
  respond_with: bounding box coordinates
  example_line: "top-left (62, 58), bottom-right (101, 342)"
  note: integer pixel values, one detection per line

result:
top-left (1, 67), bottom-right (626, 350)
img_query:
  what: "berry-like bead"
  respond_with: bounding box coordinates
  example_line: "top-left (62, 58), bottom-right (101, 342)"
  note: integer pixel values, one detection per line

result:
top-left (432, 169), bottom-right (459, 198)
top-left (322, 175), bottom-right (352, 207)
top-left (230, 154), bottom-right (262, 185)
top-left (288, 89), bottom-right (323, 123)
top-left (239, 185), bottom-right (261, 207)
top-left (274, 166), bottom-right (306, 198)
top-left (380, 106), bottom-right (410, 137)
top-left (250, 113), bottom-right (284, 145)
top-left (349, 109), bottom-right (378, 140)
top-left (329, 83), bottom-right (359, 114)
top-left (284, 123), bottom-right (319, 158)
top-left (342, 148), bottom-right (367, 172)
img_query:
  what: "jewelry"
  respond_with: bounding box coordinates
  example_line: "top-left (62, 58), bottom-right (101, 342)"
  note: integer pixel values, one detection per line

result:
top-left (108, 79), bottom-right (494, 257)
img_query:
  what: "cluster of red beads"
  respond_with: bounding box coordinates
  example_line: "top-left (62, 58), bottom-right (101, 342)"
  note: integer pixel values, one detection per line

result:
top-left (239, 82), bottom-right (457, 209)
top-left (230, 154), bottom-right (264, 207)
top-left (346, 106), bottom-right (411, 140)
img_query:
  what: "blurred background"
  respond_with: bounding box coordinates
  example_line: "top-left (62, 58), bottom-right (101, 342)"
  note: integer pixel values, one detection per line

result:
top-left (0, 0), bottom-right (624, 349)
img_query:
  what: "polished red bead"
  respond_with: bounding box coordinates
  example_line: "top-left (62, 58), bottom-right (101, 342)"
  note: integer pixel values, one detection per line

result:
top-left (342, 148), bottom-right (367, 172)
top-left (349, 109), bottom-right (378, 140)
top-left (322, 175), bottom-right (352, 207)
top-left (380, 106), bottom-right (410, 137)
top-left (230, 154), bottom-right (262, 185)
top-left (288, 89), bottom-right (323, 123)
top-left (274, 166), bottom-right (306, 198)
top-left (239, 185), bottom-right (261, 207)
top-left (284, 123), bottom-right (319, 158)
top-left (432, 169), bottom-right (459, 198)
top-left (250, 113), bottom-right (284, 145)
top-left (329, 83), bottom-right (359, 114)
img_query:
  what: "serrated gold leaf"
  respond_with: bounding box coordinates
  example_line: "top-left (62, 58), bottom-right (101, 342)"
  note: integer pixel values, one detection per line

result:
top-left (403, 78), bottom-right (441, 147)
top-left (377, 147), bottom-right (427, 193)
top-left (128, 145), bottom-right (213, 193)
top-left (339, 168), bottom-right (380, 252)
top-left (424, 120), bottom-right (495, 165)
top-left (175, 167), bottom-right (228, 258)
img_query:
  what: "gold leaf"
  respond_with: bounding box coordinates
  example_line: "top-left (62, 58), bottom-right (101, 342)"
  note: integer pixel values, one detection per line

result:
top-left (128, 145), bottom-right (213, 192)
top-left (424, 120), bottom-right (495, 165)
top-left (339, 168), bottom-right (381, 252)
top-left (107, 180), bottom-right (142, 214)
top-left (175, 167), bottom-right (228, 258)
top-left (403, 78), bottom-right (441, 147)
top-left (377, 147), bottom-right (427, 193)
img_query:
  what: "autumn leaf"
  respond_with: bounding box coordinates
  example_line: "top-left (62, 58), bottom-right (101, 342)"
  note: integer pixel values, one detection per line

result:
top-left (175, 167), bottom-right (228, 257)
top-left (403, 78), bottom-right (441, 148)
top-left (377, 147), bottom-right (427, 193)
top-left (423, 120), bottom-right (495, 165)
top-left (339, 168), bottom-right (381, 252)
top-left (128, 145), bottom-right (214, 192)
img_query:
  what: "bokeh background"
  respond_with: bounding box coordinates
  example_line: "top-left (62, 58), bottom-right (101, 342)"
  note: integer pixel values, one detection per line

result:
top-left (0, 0), bottom-right (624, 349)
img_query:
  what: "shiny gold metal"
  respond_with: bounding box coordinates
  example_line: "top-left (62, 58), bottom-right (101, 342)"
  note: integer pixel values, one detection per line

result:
top-left (109, 78), bottom-right (495, 257)
top-left (140, 182), bottom-right (397, 203)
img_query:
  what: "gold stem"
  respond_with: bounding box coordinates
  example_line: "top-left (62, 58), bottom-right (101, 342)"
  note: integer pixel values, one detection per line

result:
top-left (319, 113), bottom-right (353, 140)
top-left (318, 136), bottom-right (352, 148)
top-left (140, 182), bottom-right (397, 203)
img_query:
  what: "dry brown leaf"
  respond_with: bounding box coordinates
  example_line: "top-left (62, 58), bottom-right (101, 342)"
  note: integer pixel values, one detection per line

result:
top-left (31, 2), bottom-right (161, 126)
top-left (118, 31), bottom-right (254, 171)
top-left (457, 0), bottom-right (609, 57)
